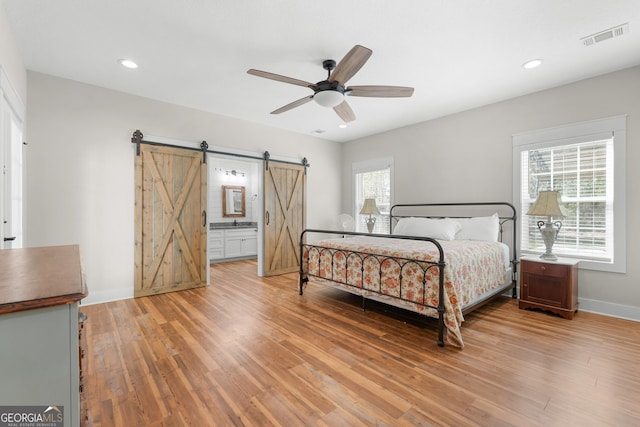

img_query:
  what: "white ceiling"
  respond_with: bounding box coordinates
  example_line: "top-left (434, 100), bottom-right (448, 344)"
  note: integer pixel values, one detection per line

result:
top-left (3, 0), bottom-right (640, 143)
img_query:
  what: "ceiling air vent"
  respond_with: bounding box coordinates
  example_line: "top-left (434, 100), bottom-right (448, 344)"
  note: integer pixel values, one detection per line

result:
top-left (581, 23), bottom-right (629, 46)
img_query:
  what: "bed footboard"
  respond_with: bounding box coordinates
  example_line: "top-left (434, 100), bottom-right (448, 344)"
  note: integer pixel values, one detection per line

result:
top-left (299, 229), bottom-right (447, 347)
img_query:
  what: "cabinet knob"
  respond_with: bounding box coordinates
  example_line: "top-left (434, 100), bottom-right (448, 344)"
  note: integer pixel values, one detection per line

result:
top-left (523, 283), bottom-right (528, 287)
top-left (539, 266), bottom-right (546, 271)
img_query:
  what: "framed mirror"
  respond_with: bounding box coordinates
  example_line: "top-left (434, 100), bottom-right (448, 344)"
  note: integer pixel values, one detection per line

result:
top-left (222, 185), bottom-right (245, 217)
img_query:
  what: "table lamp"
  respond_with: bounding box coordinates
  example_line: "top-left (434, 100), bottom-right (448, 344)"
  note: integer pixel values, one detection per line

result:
top-left (527, 190), bottom-right (568, 261)
top-left (359, 198), bottom-right (380, 233)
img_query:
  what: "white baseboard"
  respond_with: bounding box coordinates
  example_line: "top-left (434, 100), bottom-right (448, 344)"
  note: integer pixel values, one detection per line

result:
top-left (578, 298), bottom-right (640, 322)
top-left (80, 287), bottom-right (133, 306)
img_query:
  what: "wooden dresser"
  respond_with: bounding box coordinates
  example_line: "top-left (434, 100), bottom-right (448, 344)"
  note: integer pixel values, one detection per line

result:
top-left (0, 245), bottom-right (88, 427)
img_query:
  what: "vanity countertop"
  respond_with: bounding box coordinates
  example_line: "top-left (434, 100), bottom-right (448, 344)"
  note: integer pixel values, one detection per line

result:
top-left (210, 221), bottom-right (258, 230)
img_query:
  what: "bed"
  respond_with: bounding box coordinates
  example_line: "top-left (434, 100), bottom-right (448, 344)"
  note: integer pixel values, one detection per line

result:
top-left (298, 202), bottom-right (518, 347)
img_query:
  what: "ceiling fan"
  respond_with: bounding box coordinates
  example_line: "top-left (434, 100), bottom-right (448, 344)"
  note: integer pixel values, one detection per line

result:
top-left (247, 45), bottom-right (414, 122)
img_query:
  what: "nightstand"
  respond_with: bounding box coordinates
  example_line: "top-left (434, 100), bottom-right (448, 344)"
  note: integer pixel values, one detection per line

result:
top-left (519, 257), bottom-right (579, 319)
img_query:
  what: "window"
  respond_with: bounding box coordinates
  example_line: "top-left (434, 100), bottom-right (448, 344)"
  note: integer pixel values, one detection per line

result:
top-left (353, 157), bottom-right (393, 234)
top-left (513, 116), bottom-right (626, 273)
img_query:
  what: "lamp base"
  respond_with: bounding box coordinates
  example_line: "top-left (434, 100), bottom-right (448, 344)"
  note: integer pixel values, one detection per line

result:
top-left (539, 252), bottom-right (558, 261)
top-left (365, 216), bottom-right (376, 234)
top-left (537, 219), bottom-right (562, 262)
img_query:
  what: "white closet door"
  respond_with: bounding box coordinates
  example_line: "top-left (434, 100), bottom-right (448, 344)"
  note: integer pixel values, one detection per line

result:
top-left (0, 71), bottom-right (25, 250)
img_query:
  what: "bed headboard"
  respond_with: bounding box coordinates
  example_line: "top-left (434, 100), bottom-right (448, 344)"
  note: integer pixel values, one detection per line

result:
top-left (389, 202), bottom-right (517, 262)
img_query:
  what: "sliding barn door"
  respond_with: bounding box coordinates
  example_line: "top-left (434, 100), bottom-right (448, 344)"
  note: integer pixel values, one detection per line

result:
top-left (134, 145), bottom-right (207, 297)
top-left (264, 162), bottom-right (306, 276)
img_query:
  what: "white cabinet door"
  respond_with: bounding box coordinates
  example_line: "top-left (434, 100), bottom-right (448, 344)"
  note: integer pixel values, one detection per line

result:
top-left (224, 234), bottom-right (244, 258)
top-left (208, 230), bottom-right (224, 260)
top-left (243, 234), bottom-right (258, 256)
top-left (224, 228), bottom-right (258, 258)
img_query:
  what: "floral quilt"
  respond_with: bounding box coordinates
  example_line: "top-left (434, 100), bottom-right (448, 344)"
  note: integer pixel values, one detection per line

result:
top-left (302, 236), bottom-right (508, 347)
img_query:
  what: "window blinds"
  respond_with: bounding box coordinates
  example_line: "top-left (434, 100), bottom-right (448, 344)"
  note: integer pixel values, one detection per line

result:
top-left (520, 138), bottom-right (613, 261)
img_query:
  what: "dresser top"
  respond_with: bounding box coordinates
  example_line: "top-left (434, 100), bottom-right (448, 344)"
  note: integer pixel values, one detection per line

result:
top-left (0, 245), bottom-right (88, 315)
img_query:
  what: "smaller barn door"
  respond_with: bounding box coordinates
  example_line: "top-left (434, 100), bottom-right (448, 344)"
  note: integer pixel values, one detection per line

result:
top-left (263, 162), bottom-right (306, 276)
top-left (134, 144), bottom-right (207, 297)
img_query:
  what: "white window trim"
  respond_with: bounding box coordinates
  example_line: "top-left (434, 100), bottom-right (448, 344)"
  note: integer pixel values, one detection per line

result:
top-left (512, 115), bottom-right (626, 273)
top-left (352, 157), bottom-right (394, 232)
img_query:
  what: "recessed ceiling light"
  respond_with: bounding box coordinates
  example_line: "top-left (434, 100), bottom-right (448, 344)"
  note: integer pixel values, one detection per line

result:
top-left (338, 124), bottom-right (347, 129)
top-left (119, 59), bottom-right (138, 69)
top-left (522, 59), bottom-right (542, 69)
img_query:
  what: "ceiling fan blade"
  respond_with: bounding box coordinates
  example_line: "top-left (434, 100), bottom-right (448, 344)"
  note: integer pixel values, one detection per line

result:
top-left (329, 45), bottom-right (373, 85)
top-left (270, 95), bottom-right (314, 114)
top-left (347, 85), bottom-right (414, 97)
top-left (247, 69), bottom-right (315, 89)
top-left (333, 101), bottom-right (356, 122)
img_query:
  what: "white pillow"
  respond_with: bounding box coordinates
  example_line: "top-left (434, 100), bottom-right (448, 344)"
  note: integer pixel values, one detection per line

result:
top-left (455, 213), bottom-right (500, 242)
top-left (393, 217), bottom-right (461, 241)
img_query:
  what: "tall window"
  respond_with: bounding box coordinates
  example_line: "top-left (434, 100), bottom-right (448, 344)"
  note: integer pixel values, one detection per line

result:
top-left (513, 116), bottom-right (626, 273)
top-left (353, 157), bottom-right (393, 234)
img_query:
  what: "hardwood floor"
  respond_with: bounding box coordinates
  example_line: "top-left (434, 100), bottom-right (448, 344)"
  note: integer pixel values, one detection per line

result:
top-left (81, 260), bottom-right (640, 426)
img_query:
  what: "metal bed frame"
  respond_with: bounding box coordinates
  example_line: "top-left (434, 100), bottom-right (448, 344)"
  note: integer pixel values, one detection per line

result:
top-left (298, 202), bottom-right (517, 347)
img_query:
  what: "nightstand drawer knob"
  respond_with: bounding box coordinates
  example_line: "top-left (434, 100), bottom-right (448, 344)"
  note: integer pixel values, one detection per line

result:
top-left (539, 266), bottom-right (546, 271)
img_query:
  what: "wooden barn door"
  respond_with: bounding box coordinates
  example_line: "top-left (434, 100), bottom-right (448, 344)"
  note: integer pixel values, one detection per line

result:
top-left (264, 162), bottom-right (306, 276)
top-left (134, 144), bottom-right (207, 297)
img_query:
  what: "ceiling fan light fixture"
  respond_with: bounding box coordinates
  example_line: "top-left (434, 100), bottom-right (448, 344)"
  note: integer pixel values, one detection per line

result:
top-left (314, 90), bottom-right (344, 108)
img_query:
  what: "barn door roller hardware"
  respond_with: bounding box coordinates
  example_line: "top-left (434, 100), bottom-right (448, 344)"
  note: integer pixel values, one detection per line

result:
top-left (130, 130), bottom-right (310, 170)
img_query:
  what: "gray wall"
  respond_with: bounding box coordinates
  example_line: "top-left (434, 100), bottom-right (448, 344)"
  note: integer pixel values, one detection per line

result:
top-left (342, 66), bottom-right (640, 319)
top-left (25, 72), bottom-right (342, 304)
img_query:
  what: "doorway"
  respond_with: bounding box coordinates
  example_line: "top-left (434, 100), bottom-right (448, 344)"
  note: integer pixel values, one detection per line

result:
top-left (207, 155), bottom-right (264, 275)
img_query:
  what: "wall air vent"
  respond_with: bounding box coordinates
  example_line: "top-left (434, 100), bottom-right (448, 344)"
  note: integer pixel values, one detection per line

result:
top-left (581, 23), bottom-right (629, 46)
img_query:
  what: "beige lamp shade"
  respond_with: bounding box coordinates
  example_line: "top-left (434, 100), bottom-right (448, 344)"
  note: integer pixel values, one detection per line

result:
top-left (526, 191), bottom-right (568, 217)
top-left (359, 199), bottom-right (380, 215)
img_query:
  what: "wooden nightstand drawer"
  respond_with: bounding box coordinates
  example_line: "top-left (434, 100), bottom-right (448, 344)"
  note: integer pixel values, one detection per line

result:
top-left (521, 260), bottom-right (569, 278)
top-left (519, 257), bottom-right (579, 319)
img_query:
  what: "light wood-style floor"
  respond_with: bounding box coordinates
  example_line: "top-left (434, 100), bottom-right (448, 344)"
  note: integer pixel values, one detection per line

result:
top-left (81, 260), bottom-right (640, 426)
